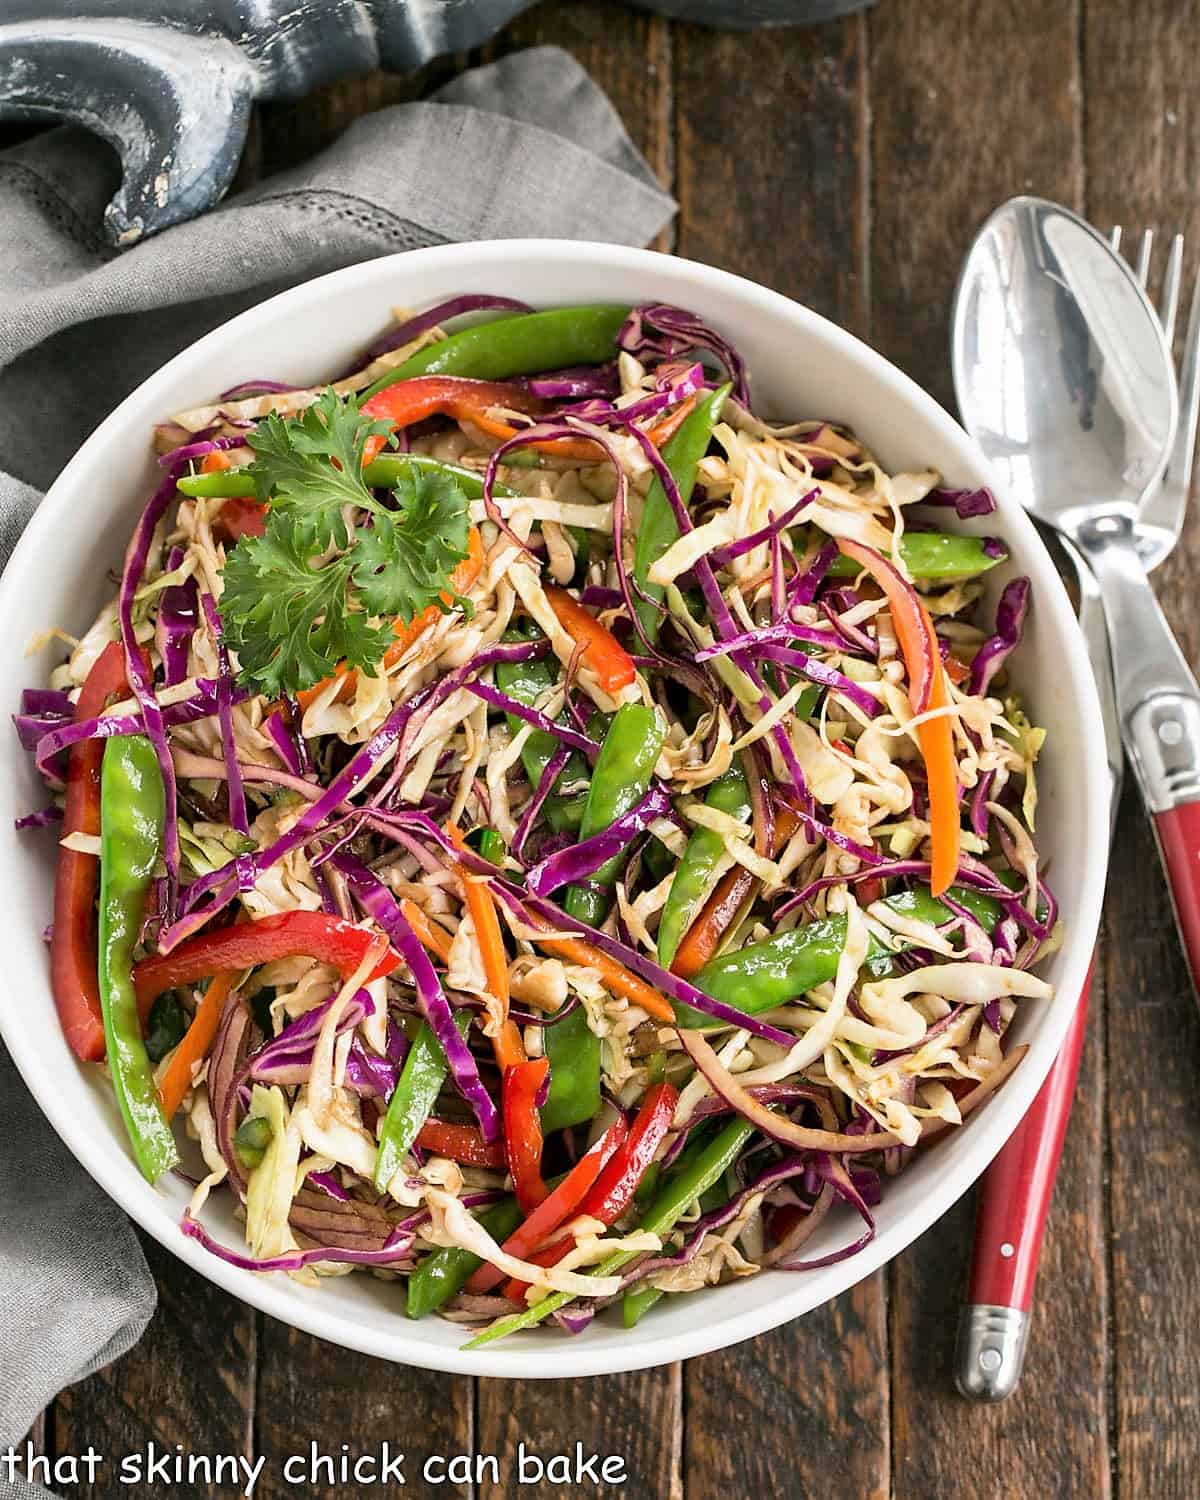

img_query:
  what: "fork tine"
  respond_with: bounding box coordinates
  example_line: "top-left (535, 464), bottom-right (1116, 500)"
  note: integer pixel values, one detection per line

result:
top-left (1136, 229), bottom-right (1155, 286)
top-left (1160, 234), bottom-right (1185, 348)
top-left (1174, 271), bottom-right (1200, 504)
top-left (1111, 225), bottom-right (1124, 253)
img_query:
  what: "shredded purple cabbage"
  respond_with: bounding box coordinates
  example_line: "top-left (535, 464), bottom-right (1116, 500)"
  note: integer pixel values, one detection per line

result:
top-left (968, 577), bottom-right (1031, 696)
top-left (925, 485), bottom-right (997, 519)
top-left (344, 295), bottom-right (533, 377)
top-left (705, 490), bottom-right (817, 569)
top-left (335, 853), bottom-right (501, 1142)
top-left (526, 783), bottom-right (673, 896)
top-left (201, 594), bottom-right (248, 836)
top-left (618, 304), bottom-right (751, 406)
top-left (15, 805), bottom-right (63, 831)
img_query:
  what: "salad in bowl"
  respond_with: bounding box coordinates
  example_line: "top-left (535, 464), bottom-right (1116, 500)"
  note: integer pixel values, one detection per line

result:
top-left (15, 288), bottom-right (1060, 1349)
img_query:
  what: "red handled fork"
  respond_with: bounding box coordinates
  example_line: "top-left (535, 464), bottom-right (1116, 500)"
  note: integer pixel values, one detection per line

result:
top-left (955, 227), bottom-right (1200, 1400)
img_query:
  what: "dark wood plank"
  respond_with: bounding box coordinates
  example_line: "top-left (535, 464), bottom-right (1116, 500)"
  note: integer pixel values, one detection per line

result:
top-left (869, 0), bottom-right (1084, 410)
top-left (672, 15), bottom-right (889, 1500)
top-left (53, 1235), bottom-right (255, 1500)
top-left (1084, 21), bottom-right (1200, 1494)
top-left (477, 1369), bottom-right (681, 1500)
top-left (869, 4), bottom-right (1112, 1497)
top-left (674, 12), bottom-right (870, 339)
top-left (254, 1320), bottom-right (473, 1500)
top-left (688, 1280), bottom-right (888, 1500)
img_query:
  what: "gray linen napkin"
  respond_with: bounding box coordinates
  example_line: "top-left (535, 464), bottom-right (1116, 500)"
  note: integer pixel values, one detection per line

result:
top-left (0, 43), bottom-right (674, 1485)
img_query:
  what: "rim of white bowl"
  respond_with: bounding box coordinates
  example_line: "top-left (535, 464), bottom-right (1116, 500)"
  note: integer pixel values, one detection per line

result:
top-left (0, 240), bottom-right (1109, 1378)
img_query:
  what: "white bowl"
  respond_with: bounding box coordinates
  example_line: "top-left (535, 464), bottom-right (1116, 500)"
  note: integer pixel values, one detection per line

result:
top-left (0, 241), bottom-right (1109, 1378)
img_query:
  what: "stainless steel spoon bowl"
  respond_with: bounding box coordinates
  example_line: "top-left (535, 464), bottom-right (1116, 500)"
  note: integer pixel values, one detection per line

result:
top-left (955, 196), bottom-right (1200, 1007)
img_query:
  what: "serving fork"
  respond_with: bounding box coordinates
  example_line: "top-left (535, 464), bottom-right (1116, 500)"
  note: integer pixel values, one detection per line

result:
top-left (954, 210), bottom-right (1200, 1400)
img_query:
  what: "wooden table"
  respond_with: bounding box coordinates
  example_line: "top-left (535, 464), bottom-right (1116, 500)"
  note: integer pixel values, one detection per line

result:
top-left (24, 2), bottom-right (1200, 1496)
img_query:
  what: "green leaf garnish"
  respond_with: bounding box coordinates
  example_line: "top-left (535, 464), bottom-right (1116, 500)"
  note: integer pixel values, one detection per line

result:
top-left (215, 392), bottom-right (471, 697)
top-left (352, 464), bottom-right (471, 618)
top-left (246, 390), bottom-right (391, 548)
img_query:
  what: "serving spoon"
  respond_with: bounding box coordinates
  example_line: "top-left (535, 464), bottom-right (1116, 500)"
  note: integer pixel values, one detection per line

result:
top-left (951, 195), bottom-right (1186, 1399)
top-left (953, 197), bottom-right (1200, 969)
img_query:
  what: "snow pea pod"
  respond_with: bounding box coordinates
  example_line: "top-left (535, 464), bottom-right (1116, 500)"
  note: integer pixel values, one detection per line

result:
top-left (98, 734), bottom-right (179, 1184)
top-left (546, 706), bottom-right (666, 1133)
top-left (623, 1284), bottom-right (665, 1327)
top-left (177, 453), bottom-right (518, 501)
top-left (405, 1198), bottom-right (523, 1320)
top-left (634, 384), bottom-right (730, 643)
top-left (656, 760), bottom-right (751, 969)
top-left (675, 883), bottom-right (1005, 1028)
top-left (363, 305), bottom-right (631, 399)
top-left (540, 1006), bottom-right (602, 1136)
top-left (826, 531), bottom-right (1006, 581)
top-left (494, 648), bottom-right (587, 834)
top-left (564, 704), bottom-right (666, 913)
top-left (374, 1010), bottom-right (472, 1192)
top-left (463, 1118), bottom-right (755, 1346)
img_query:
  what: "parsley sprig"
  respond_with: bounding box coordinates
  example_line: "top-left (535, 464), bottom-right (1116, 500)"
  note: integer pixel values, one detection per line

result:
top-left (217, 391), bottom-right (471, 698)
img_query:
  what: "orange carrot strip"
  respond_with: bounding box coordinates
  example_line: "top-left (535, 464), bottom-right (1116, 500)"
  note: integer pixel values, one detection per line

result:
top-left (522, 916), bottom-right (675, 1024)
top-left (544, 586), bottom-right (636, 694)
top-left (469, 396), bottom-right (696, 463)
top-left (836, 537), bottom-right (960, 896)
top-left (157, 970), bottom-right (238, 1120)
top-left (918, 669), bottom-right (960, 898)
top-left (400, 900), bottom-right (453, 965)
top-left (448, 827), bottom-right (524, 1070)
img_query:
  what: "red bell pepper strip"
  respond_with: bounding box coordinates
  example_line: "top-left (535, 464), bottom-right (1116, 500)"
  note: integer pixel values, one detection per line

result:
top-left (361, 375), bottom-right (542, 430)
top-left (574, 1081), bottom-right (678, 1224)
top-left (50, 640), bottom-right (129, 1061)
top-left (465, 1117), bottom-right (628, 1294)
top-left (503, 1056), bottom-right (551, 1214)
top-left (132, 910), bottom-right (401, 1024)
top-left (544, 586), bottom-right (637, 694)
top-left (212, 496), bottom-right (267, 543)
top-left (415, 1119), bottom-right (508, 1169)
top-left (360, 377), bottom-right (543, 462)
top-left (836, 537), bottom-right (960, 896)
top-left (500, 1082), bottom-right (679, 1300)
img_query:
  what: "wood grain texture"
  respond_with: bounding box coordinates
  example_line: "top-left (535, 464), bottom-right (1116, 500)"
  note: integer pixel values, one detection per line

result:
top-left (870, 0), bottom-right (1083, 409)
top-left (674, 12), bottom-right (869, 338)
top-left (687, 1280), bottom-right (888, 1500)
top-left (1083, 7), bottom-right (1200, 1496)
top-left (477, 1368), bottom-right (681, 1499)
top-left (254, 1320), bottom-right (472, 1500)
top-left (674, 17), bottom-right (889, 1500)
top-left (53, 1235), bottom-right (255, 1500)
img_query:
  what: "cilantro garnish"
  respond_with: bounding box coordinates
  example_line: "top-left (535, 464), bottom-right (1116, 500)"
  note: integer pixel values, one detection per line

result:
top-left (217, 390), bottom-right (471, 698)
